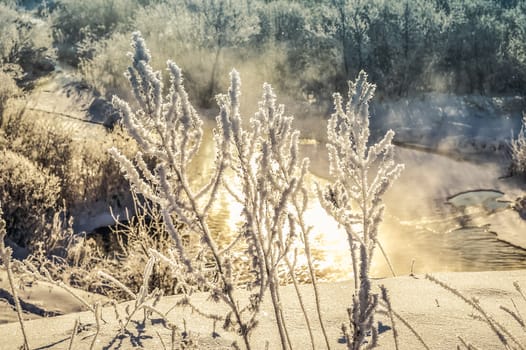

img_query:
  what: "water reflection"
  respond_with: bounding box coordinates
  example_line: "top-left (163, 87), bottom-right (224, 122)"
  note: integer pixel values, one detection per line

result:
top-left (375, 217), bottom-right (526, 277)
top-left (194, 129), bottom-right (526, 282)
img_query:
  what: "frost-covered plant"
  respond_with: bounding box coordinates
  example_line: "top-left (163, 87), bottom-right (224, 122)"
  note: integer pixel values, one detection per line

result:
top-left (510, 113), bottom-right (526, 176)
top-left (426, 274), bottom-right (526, 350)
top-left (2, 105), bottom-right (132, 215)
top-left (98, 256), bottom-right (162, 333)
top-left (110, 31), bottom-right (329, 350)
top-left (319, 71), bottom-right (403, 349)
top-left (3, 107), bottom-right (76, 197)
top-left (109, 31), bottom-right (230, 283)
top-left (217, 70), bottom-right (324, 349)
top-left (94, 193), bottom-right (182, 299)
top-left (109, 32), bottom-right (256, 349)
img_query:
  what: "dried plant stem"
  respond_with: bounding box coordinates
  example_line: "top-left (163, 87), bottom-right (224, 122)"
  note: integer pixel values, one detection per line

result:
top-left (500, 303), bottom-right (525, 329)
top-left (67, 318), bottom-right (79, 350)
top-left (375, 240), bottom-right (396, 277)
top-left (1, 206), bottom-right (30, 350)
top-left (4, 253), bottom-right (30, 350)
top-left (267, 274), bottom-right (291, 350)
top-left (474, 313), bottom-right (525, 350)
top-left (458, 336), bottom-right (482, 350)
top-left (172, 326), bottom-right (177, 350)
top-left (410, 259), bottom-right (416, 277)
top-left (514, 281), bottom-right (526, 303)
top-left (296, 211), bottom-right (331, 350)
top-left (350, 242), bottom-right (359, 291)
top-left (277, 285), bottom-right (293, 350)
top-left (98, 270), bottom-right (136, 300)
top-left (48, 279), bottom-right (95, 313)
top-left (386, 305), bottom-right (430, 350)
top-left (379, 286), bottom-right (399, 350)
top-left (89, 303), bottom-right (102, 350)
top-left (284, 256), bottom-right (315, 350)
top-left (156, 330), bottom-right (167, 350)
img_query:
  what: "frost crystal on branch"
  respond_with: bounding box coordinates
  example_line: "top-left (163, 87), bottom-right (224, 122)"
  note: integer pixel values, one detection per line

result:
top-left (109, 31), bottom-right (234, 312)
top-left (319, 71), bottom-right (404, 350)
top-left (109, 32), bottom-right (315, 350)
top-left (216, 70), bottom-right (310, 350)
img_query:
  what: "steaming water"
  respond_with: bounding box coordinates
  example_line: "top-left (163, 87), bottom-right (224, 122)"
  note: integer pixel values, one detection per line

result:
top-left (195, 132), bottom-right (526, 282)
top-left (32, 65), bottom-right (526, 280)
top-left (203, 171), bottom-right (526, 282)
top-left (375, 216), bottom-right (526, 277)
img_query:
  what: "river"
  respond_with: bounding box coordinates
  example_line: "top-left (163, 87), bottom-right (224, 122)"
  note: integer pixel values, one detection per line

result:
top-left (196, 130), bottom-right (526, 282)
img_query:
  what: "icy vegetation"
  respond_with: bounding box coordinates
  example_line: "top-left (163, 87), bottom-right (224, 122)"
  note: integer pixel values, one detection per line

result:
top-left (318, 72), bottom-right (403, 348)
top-left (107, 32), bottom-right (403, 349)
top-left (0, 1), bottom-right (526, 349)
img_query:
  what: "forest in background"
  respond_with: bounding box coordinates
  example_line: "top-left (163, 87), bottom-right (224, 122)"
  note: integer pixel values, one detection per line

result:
top-left (1, 0), bottom-right (526, 111)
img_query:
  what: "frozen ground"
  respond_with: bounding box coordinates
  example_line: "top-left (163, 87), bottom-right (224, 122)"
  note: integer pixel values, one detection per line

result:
top-left (1, 269), bottom-right (525, 349)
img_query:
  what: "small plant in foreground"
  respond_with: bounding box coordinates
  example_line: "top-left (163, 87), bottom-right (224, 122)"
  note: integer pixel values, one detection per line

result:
top-left (108, 32), bottom-right (273, 349)
top-left (318, 71), bottom-right (403, 349)
top-left (0, 204), bottom-right (30, 350)
top-left (426, 274), bottom-right (526, 350)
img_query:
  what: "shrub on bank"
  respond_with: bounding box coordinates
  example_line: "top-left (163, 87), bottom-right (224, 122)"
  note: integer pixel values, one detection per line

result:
top-left (0, 149), bottom-right (60, 247)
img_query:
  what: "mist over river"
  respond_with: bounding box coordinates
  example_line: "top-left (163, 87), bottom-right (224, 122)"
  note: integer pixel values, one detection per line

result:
top-left (190, 126), bottom-right (526, 282)
top-left (26, 61), bottom-right (526, 282)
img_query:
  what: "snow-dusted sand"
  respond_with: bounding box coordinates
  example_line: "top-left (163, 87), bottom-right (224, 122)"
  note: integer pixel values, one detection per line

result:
top-left (0, 270), bottom-right (107, 325)
top-left (1, 269), bottom-right (525, 349)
